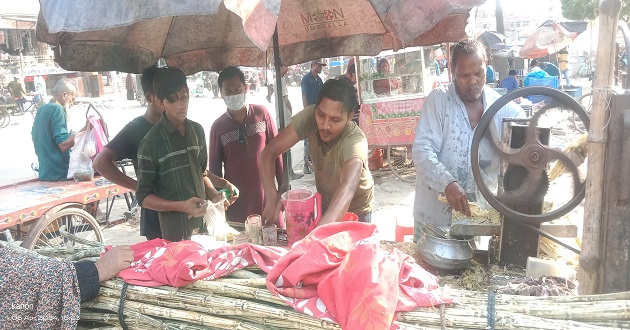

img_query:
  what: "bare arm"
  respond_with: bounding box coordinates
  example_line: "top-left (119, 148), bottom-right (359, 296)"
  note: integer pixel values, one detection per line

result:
top-left (317, 158), bottom-right (363, 226)
top-left (283, 95), bottom-right (292, 112)
top-left (260, 124), bottom-right (301, 225)
top-left (141, 194), bottom-right (207, 218)
top-left (58, 134), bottom-right (75, 153)
top-left (93, 148), bottom-right (138, 191)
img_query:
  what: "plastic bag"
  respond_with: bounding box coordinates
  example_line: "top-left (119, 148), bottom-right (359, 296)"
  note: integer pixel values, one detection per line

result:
top-left (203, 198), bottom-right (239, 242)
top-left (67, 130), bottom-right (88, 179)
top-left (73, 152), bottom-right (94, 181)
top-left (84, 129), bottom-right (97, 158)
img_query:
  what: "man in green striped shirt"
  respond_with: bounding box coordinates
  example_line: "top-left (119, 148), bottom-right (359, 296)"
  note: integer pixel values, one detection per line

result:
top-left (136, 67), bottom-right (224, 242)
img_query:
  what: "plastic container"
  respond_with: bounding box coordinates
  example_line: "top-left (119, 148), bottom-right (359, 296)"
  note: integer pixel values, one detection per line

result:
top-left (341, 212), bottom-right (359, 222)
top-left (280, 189), bottom-right (321, 246)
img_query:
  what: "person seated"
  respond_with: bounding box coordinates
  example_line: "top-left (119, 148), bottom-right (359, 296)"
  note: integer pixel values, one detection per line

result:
top-left (372, 58), bottom-right (401, 96)
top-left (539, 61), bottom-right (560, 77)
top-left (500, 69), bottom-right (519, 92)
top-left (1, 245), bottom-right (133, 328)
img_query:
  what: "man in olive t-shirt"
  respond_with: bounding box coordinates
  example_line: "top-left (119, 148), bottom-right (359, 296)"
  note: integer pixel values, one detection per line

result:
top-left (260, 79), bottom-right (374, 226)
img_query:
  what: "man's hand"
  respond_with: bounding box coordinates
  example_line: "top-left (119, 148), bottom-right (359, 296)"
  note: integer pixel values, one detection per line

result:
top-left (180, 197), bottom-right (208, 218)
top-left (210, 192), bottom-right (230, 210)
top-left (445, 181), bottom-right (471, 217)
top-left (224, 181), bottom-right (239, 205)
top-left (95, 245), bottom-right (134, 282)
top-left (262, 197), bottom-right (283, 227)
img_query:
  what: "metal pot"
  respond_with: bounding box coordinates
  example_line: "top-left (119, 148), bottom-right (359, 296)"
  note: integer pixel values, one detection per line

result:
top-left (417, 226), bottom-right (474, 270)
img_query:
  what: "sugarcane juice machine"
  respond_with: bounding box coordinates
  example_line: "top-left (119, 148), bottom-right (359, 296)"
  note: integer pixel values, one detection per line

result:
top-left (467, 87), bottom-right (590, 268)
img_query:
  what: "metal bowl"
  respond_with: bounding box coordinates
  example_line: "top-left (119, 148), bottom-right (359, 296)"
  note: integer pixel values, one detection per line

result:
top-left (417, 226), bottom-right (474, 270)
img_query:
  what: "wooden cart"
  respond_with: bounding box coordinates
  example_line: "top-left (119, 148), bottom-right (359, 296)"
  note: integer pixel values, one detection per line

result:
top-left (0, 177), bottom-right (132, 249)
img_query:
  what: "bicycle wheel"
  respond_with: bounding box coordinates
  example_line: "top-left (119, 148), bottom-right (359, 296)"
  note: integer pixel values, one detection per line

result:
top-left (21, 208), bottom-right (103, 250)
top-left (0, 109), bottom-right (10, 128)
top-left (571, 92), bottom-right (592, 133)
top-left (387, 145), bottom-right (416, 183)
top-left (31, 103), bottom-right (39, 118)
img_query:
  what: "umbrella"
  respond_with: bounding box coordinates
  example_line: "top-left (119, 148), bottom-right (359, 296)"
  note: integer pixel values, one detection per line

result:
top-left (35, 0), bottom-right (486, 74)
top-left (478, 31), bottom-right (506, 50)
top-left (519, 20), bottom-right (587, 59)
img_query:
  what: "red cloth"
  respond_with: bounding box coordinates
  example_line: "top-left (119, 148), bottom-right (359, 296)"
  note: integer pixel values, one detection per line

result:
top-left (265, 222), bottom-right (451, 329)
top-left (108, 238), bottom-right (286, 287)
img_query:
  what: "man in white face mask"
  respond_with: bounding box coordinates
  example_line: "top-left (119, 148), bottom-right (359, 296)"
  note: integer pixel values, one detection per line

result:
top-left (208, 66), bottom-right (284, 223)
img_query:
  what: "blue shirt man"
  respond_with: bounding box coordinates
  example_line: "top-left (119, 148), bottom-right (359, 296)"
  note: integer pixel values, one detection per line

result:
top-left (486, 64), bottom-right (495, 83)
top-left (32, 79), bottom-right (79, 181)
top-left (300, 59), bottom-right (326, 174)
top-left (500, 70), bottom-right (519, 92)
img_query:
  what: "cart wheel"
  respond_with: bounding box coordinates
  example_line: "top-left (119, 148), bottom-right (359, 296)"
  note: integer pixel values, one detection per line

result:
top-left (21, 208), bottom-right (103, 250)
top-left (387, 145), bottom-right (415, 183)
top-left (0, 109), bottom-right (10, 128)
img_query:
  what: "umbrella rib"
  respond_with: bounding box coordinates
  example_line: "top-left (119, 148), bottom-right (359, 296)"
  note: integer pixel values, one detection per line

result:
top-left (159, 17), bottom-right (176, 61)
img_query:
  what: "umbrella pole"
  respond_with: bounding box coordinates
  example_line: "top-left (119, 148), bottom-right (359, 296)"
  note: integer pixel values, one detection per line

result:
top-left (273, 26), bottom-right (291, 194)
top-left (579, 0), bottom-right (621, 295)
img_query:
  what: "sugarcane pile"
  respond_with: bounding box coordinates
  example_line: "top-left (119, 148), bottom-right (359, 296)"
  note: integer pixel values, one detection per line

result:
top-left (4, 230), bottom-right (630, 330)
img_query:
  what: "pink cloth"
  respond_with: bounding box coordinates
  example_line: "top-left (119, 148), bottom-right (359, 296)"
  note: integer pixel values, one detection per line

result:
top-left (108, 239), bottom-right (286, 287)
top-left (266, 222), bottom-right (451, 329)
top-left (88, 116), bottom-right (108, 155)
top-left (109, 223), bottom-right (450, 329)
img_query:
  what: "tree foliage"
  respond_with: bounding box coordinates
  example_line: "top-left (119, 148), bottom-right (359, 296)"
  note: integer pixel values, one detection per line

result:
top-left (561, 0), bottom-right (630, 23)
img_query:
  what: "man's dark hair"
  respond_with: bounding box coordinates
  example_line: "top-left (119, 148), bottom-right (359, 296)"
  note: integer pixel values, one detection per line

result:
top-left (141, 66), bottom-right (160, 95)
top-left (218, 66), bottom-right (246, 88)
top-left (450, 38), bottom-right (488, 69)
top-left (152, 67), bottom-right (188, 102)
top-left (530, 59), bottom-right (538, 68)
top-left (316, 79), bottom-right (358, 115)
top-left (509, 69), bottom-right (517, 76)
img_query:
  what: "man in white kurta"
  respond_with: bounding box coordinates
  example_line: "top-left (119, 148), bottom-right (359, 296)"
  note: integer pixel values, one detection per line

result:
top-left (412, 39), bottom-right (524, 242)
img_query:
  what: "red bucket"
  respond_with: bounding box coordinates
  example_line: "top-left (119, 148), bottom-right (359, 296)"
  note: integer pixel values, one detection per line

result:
top-left (341, 212), bottom-right (359, 222)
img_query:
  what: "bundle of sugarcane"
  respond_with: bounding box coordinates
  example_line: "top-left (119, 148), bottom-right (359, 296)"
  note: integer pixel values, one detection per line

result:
top-left (6, 233), bottom-right (630, 330)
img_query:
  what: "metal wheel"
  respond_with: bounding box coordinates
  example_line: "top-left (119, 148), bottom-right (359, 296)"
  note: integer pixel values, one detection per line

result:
top-left (21, 208), bottom-right (103, 249)
top-left (0, 109), bottom-right (10, 128)
top-left (571, 92), bottom-right (592, 133)
top-left (387, 145), bottom-right (415, 182)
top-left (471, 87), bottom-right (590, 224)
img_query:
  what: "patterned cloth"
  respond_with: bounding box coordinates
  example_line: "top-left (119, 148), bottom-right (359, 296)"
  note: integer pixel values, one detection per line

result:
top-left (111, 239), bottom-right (285, 287)
top-left (266, 222), bottom-right (450, 329)
top-left (112, 222), bottom-right (449, 329)
top-left (0, 247), bottom-right (81, 329)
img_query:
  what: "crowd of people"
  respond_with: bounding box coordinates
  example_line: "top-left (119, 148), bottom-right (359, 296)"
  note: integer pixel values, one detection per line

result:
top-left (14, 37), bottom-right (536, 328)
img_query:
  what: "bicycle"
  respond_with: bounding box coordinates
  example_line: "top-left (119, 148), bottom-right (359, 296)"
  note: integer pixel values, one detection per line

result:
top-left (0, 108), bottom-right (10, 128)
top-left (12, 95), bottom-right (44, 118)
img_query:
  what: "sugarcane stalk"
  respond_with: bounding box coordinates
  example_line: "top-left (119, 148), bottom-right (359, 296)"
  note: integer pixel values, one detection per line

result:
top-left (91, 296), bottom-right (266, 330)
top-left (81, 300), bottom-right (164, 328)
top-left (99, 280), bottom-right (340, 329)
top-left (59, 225), bottom-right (105, 247)
top-left (213, 278), bottom-right (267, 287)
top-left (188, 279), bottom-right (285, 306)
top-left (230, 269), bottom-right (263, 279)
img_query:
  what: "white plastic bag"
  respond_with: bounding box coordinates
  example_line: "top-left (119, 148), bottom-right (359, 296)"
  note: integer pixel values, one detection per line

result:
top-left (73, 152), bottom-right (94, 181)
top-left (84, 129), bottom-right (97, 158)
top-left (203, 198), bottom-right (239, 242)
top-left (67, 130), bottom-right (88, 179)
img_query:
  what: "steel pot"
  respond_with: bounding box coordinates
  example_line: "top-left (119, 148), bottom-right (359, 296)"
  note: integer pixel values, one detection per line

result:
top-left (417, 226), bottom-right (474, 270)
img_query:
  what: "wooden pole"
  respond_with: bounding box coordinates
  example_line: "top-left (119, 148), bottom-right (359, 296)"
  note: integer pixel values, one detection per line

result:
top-left (579, 0), bottom-right (621, 295)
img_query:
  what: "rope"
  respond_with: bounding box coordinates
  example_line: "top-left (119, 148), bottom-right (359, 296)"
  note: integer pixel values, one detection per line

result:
top-left (487, 287), bottom-right (496, 330)
top-left (118, 282), bottom-right (130, 330)
top-left (439, 303), bottom-right (446, 330)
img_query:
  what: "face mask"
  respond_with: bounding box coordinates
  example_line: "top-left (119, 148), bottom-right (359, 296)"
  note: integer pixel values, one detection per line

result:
top-left (223, 93), bottom-right (246, 111)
